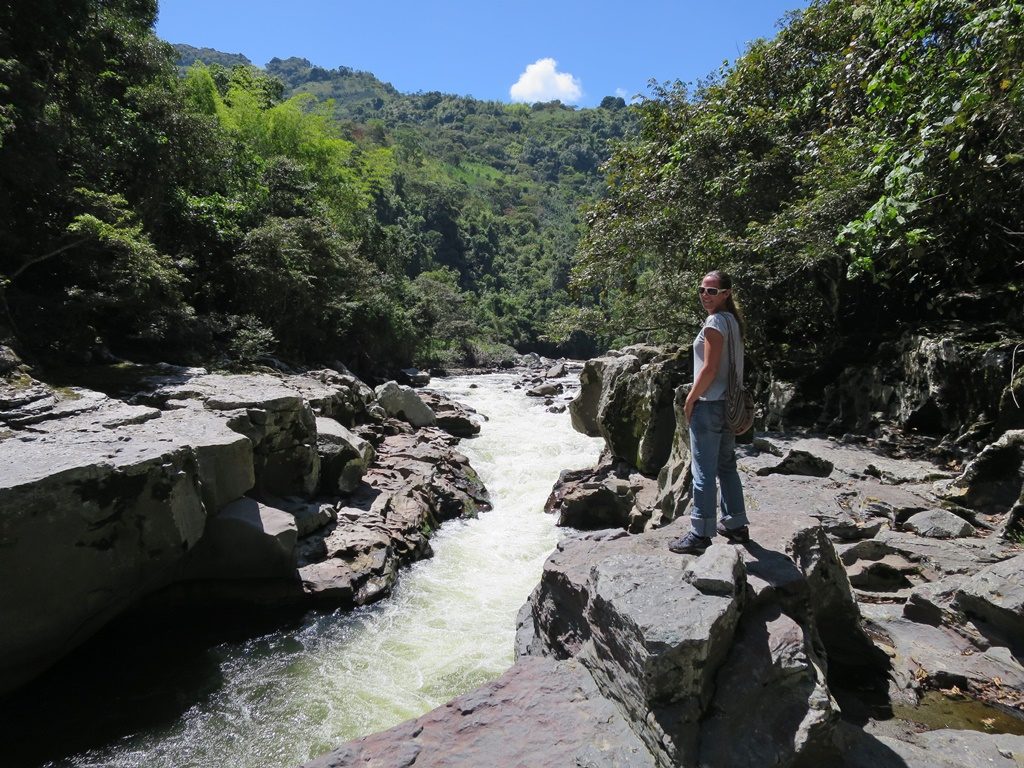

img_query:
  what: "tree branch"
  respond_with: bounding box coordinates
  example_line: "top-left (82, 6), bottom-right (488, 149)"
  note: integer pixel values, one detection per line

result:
top-left (10, 237), bottom-right (90, 281)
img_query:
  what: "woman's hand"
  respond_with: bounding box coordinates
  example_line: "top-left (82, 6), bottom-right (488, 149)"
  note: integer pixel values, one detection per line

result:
top-left (684, 392), bottom-right (696, 423)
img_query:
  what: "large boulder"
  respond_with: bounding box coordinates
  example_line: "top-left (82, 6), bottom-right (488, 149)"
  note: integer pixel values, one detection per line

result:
top-left (138, 371), bottom-right (323, 498)
top-left (302, 657), bottom-right (656, 768)
top-left (941, 429), bottom-right (1024, 515)
top-left (515, 517), bottom-right (846, 767)
top-left (374, 381), bottom-right (437, 427)
top-left (655, 385), bottom-right (692, 527)
top-left (316, 417), bottom-right (375, 494)
top-left (568, 347), bottom-right (688, 476)
top-left (544, 459), bottom-right (658, 532)
top-left (818, 323), bottom-right (1022, 445)
top-left (0, 390), bottom-right (253, 695)
top-left (418, 390), bottom-right (482, 437)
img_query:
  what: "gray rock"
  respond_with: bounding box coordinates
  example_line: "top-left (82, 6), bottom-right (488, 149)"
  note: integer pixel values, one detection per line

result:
top-left (277, 499), bottom-right (337, 537)
top-left (654, 384), bottom-right (692, 527)
top-left (316, 417), bottom-right (375, 494)
top-left (223, 401), bottom-right (319, 498)
top-left (700, 606), bottom-right (839, 768)
top-left (863, 606), bottom-right (1024, 710)
top-left (838, 724), bottom-right (1024, 768)
top-left (903, 576), bottom-right (963, 626)
top-left (418, 389), bottom-right (481, 437)
top-left (757, 448), bottom-right (834, 477)
top-left (596, 352), bottom-right (689, 475)
top-left (571, 348), bottom-right (693, 476)
top-left (0, 345), bottom-right (21, 375)
top-left (374, 381), bottom-right (437, 427)
top-left (582, 551), bottom-right (743, 764)
top-left (818, 323), bottom-right (1022, 446)
top-left (0, 383), bottom-right (160, 430)
top-left (943, 429), bottom-right (1024, 514)
top-left (515, 490), bottom-right (862, 768)
top-left (301, 657), bottom-right (657, 768)
top-left (903, 508), bottom-right (976, 538)
top-left (954, 554), bottom-right (1024, 642)
top-left (518, 352), bottom-right (545, 368)
top-left (398, 367), bottom-right (430, 387)
top-left (0, 399), bottom-right (239, 694)
top-left (867, 529), bottom-right (1005, 577)
top-left (526, 382), bottom-right (563, 397)
top-left (544, 362), bottom-right (567, 379)
top-left (284, 368), bottom-right (375, 426)
top-left (544, 461), bottom-right (658, 532)
top-left (683, 542), bottom-right (745, 595)
top-left (568, 355), bottom-right (628, 437)
top-left (178, 497), bottom-right (298, 581)
top-left (139, 371), bottom-right (323, 498)
top-left (0, 367), bottom-right (491, 696)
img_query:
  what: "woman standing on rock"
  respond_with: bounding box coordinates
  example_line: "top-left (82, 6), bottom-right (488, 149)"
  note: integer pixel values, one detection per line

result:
top-left (669, 270), bottom-right (750, 555)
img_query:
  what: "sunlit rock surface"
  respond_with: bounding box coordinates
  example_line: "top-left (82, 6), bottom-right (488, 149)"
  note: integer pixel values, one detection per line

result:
top-left (0, 368), bottom-right (489, 696)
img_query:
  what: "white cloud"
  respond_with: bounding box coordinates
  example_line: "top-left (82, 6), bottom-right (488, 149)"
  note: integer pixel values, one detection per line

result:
top-left (615, 88), bottom-right (628, 99)
top-left (509, 58), bottom-right (582, 104)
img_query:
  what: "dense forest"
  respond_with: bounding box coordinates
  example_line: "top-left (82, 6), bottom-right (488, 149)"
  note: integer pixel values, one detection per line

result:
top-left (1, 0), bottom-right (1021, 382)
top-left (572, 0), bottom-right (1023, 385)
top-left (0, 2), bottom-right (631, 376)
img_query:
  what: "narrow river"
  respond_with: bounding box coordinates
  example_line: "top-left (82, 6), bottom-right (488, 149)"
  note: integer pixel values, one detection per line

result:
top-left (28, 372), bottom-right (602, 768)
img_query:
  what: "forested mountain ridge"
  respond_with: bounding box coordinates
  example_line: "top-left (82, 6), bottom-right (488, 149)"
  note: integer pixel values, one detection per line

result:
top-left (249, 52), bottom-right (635, 356)
top-left (0, 0), bottom-right (634, 378)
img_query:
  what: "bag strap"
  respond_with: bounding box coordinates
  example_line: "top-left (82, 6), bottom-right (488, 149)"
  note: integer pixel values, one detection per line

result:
top-left (723, 313), bottom-right (741, 381)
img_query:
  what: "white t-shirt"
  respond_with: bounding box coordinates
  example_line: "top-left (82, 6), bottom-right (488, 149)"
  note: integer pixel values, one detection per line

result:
top-left (693, 311), bottom-right (743, 401)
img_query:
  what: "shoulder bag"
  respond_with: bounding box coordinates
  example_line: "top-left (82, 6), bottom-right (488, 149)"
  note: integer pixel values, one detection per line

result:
top-left (723, 314), bottom-right (755, 435)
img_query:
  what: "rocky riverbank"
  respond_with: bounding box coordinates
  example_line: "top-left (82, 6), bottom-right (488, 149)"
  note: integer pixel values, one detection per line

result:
top-left (307, 337), bottom-right (1024, 768)
top-left (0, 360), bottom-right (491, 696)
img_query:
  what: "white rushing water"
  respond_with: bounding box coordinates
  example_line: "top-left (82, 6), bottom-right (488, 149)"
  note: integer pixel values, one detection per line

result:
top-left (66, 372), bottom-right (602, 768)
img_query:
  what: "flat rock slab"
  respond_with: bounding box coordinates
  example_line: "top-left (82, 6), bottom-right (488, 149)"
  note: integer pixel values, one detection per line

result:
top-left (862, 605), bottom-right (1024, 709)
top-left (754, 434), bottom-right (957, 485)
top-left (0, 395), bottom-right (261, 686)
top-left (839, 723), bottom-right (1024, 767)
top-left (904, 508), bottom-right (977, 538)
top-left (955, 554), bottom-right (1024, 642)
top-left (0, 386), bottom-right (160, 430)
top-left (140, 368), bottom-right (371, 417)
top-left (301, 656), bottom-right (657, 768)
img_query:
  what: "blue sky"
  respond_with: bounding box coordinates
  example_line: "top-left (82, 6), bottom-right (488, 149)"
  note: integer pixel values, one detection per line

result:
top-left (155, 0), bottom-right (810, 108)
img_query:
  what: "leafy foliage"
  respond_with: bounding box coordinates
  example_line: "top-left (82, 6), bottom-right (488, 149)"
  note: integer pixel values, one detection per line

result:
top-left (0, 4), bottom-right (633, 373)
top-left (572, 0), bottom-right (1024, 379)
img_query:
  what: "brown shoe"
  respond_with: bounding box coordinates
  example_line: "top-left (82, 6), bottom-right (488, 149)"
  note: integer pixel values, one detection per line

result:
top-left (717, 523), bottom-right (750, 544)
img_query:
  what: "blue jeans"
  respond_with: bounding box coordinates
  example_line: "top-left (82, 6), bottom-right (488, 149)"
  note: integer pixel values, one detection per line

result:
top-left (689, 400), bottom-right (748, 537)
